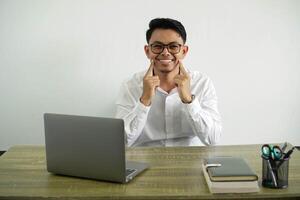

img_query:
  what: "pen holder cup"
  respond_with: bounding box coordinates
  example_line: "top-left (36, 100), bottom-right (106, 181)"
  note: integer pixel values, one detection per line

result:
top-left (262, 156), bottom-right (289, 188)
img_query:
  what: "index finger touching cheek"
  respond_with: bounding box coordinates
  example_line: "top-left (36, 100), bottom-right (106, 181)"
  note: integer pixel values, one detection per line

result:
top-left (145, 59), bottom-right (154, 77)
top-left (179, 60), bottom-right (188, 75)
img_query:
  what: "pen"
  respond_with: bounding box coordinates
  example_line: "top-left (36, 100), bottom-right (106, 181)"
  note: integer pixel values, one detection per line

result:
top-left (281, 142), bottom-right (288, 153)
top-left (277, 147), bottom-right (296, 169)
top-left (283, 147), bottom-right (295, 159)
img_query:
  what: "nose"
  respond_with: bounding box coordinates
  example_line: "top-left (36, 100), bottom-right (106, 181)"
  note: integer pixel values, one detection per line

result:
top-left (161, 46), bottom-right (171, 56)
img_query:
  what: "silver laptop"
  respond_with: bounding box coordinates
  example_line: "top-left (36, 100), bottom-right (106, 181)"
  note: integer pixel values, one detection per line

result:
top-left (43, 113), bottom-right (148, 183)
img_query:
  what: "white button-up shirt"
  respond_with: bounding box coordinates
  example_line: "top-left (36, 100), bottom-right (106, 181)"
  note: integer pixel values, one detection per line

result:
top-left (115, 69), bottom-right (222, 147)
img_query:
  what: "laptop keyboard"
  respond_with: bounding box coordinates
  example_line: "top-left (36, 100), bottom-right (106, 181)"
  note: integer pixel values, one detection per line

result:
top-left (126, 168), bottom-right (137, 176)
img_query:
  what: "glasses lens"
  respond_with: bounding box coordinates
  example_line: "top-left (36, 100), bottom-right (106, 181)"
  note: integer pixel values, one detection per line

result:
top-left (168, 44), bottom-right (181, 53)
top-left (151, 44), bottom-right (164, 54)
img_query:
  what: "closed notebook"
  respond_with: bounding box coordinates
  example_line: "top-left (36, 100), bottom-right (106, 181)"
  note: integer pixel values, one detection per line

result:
top-left (202, 157), bottom-right (259, 193)
top-left (203, 157), bottom-right (258, 181)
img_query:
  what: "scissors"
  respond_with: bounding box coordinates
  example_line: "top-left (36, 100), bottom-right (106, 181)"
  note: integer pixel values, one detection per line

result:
top-left (261, 144), bottom-right (283, 160)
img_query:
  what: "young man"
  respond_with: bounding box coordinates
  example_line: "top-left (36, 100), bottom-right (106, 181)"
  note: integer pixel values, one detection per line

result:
top-left (116, 18), bottom-right (222, 147)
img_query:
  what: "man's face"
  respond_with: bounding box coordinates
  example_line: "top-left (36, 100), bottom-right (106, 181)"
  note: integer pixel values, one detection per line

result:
top-left (145, 29), bottom-right (188, 74)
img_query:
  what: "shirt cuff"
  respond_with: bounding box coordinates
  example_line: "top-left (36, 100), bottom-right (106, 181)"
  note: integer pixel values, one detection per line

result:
top-left (135, 100), bottom-right (151, 116)
top-left (183, 96), bottom-right (202, 120)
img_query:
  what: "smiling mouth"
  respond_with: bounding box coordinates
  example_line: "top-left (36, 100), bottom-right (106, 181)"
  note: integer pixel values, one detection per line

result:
top-left (156, 58), bottom-right (175, 65)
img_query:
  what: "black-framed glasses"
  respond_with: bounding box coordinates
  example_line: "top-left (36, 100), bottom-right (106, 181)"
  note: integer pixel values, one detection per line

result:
top-left (150, 42), bottom-right (182, 54)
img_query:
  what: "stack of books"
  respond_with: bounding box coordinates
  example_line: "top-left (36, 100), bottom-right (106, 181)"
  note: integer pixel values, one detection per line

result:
top-left (202, 156), bottom-right (259, 193)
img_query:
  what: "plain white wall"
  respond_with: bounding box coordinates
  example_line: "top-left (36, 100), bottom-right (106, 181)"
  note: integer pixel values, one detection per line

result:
top-left (0, 0), bottom-right (299, 150)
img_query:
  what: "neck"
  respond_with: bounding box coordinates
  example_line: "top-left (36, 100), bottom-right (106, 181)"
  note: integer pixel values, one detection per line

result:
top-left (154, 66), bottom-right (180, 92)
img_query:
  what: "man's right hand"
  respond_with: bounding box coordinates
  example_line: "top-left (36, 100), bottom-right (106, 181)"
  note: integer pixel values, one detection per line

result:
top-left (140, 60), bottom-right (160, 106)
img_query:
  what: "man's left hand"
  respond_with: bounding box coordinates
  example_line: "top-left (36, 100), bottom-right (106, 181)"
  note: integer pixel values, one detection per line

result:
top-left (174, 61), bottom-right (192, 103)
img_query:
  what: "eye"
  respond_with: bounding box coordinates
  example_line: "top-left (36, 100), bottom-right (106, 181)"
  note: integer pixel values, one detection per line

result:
top-left (152, 44), bottom-right (163, 50)
top-left (169, 44), bottom-right (180, 50)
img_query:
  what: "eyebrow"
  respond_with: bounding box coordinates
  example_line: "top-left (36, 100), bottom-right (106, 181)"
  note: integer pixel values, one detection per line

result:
top-left (151, 41), bottom-right (181, 45)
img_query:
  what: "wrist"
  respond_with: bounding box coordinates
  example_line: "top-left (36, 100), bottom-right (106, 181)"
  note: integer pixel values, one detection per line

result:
top-left (182, 94), bottom-right (195, 104)
top-left (140, 95), bottom-right (151, 106)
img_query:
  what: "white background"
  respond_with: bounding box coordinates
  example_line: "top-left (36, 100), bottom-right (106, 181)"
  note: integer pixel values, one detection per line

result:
top-left (0, 0), bottom-right (299, 150)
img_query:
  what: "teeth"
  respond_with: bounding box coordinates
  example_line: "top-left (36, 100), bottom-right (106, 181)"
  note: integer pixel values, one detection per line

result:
top-left (158, 59), bottom-right (173, 64)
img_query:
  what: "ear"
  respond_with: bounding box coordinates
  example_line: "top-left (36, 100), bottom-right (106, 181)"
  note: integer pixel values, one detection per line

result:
top-left (144, 45), bottom-right (151, 59)
top-left (180, 45), bottom-right (189, 59)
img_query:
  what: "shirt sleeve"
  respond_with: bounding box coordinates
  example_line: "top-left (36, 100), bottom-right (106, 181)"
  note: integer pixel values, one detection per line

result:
top-left (183, 78), bottom-right (222, 145)
top-left (115, 81), bottom-right (150, 146)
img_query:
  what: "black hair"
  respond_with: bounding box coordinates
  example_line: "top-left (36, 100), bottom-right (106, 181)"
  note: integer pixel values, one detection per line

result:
top-left (146, 18), bottom-right (187, 44)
